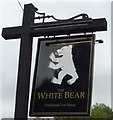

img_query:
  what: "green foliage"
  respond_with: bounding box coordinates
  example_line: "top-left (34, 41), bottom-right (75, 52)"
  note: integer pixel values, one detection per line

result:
top-left (91, 103), bottom-right (112, 118)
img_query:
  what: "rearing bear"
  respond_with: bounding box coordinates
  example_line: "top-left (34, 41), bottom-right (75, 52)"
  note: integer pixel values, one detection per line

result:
top-left (48, 45), bottom-right (79, 85)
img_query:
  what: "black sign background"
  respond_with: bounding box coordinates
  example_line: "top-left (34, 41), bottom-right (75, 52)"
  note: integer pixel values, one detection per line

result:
top-left (29, 34), bottom-right (95, 116)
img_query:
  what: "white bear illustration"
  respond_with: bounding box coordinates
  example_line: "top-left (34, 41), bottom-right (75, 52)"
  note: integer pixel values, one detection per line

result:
top-left (48, 45), bottom-right (79, 85)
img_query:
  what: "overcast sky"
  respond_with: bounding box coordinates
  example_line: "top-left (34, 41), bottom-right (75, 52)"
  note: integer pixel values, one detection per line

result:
top-left (0, 0), bottom-right (112, 119)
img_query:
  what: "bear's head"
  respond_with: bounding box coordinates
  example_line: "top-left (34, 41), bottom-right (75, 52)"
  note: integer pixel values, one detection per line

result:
top-left (55, 45), bottom-right (72, 56)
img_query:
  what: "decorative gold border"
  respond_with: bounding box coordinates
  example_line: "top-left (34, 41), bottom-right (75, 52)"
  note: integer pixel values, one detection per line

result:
top-left (30, 35), bottom-right (94, 116)
top-left (49, 41), bottom-right (91, 46)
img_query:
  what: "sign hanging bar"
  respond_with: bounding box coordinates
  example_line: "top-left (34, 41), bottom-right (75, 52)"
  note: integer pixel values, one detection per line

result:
top-left (2, 18), bottom-right (107, 40)
top-left (44, 34), bottom-right (104, 46)
top-left (2, 3), bottom-right (107, 40)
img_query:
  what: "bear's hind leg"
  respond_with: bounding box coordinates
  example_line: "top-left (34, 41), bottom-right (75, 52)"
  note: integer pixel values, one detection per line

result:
top-left (51, 70), bottom-right (66, 85)
top-left (67, 71), bottom-right (78, 85)
top-left (57, 70), bottom-right (66, 85)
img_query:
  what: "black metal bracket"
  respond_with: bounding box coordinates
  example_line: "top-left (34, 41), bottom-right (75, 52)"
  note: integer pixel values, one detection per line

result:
top-left (35, 7), bottom-right (92, 23)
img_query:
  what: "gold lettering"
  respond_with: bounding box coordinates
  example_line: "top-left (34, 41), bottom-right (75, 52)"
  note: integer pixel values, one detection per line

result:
top-left (64, 91), bottom-right (86, 99)
top-left (58, 89), bottom-right (64, 92)
top-left (37, 92), bottom-right (45, 99)
top-left (45, 93), bottom-right (52, 99)
top-left (37, 91), bottom-right (86, 99)
top-left (58, 93), bottom-right (63, 99)
top-left (80, 92), bottom-right (85, 98)
top-left (54, 93), bottom-right (58, 99)
top-left (74, 92), bottom-right (80, 98)
top-left (70, 92), bottom-right (75, 98)
top-left (64, 92), bottom-right (70, 98)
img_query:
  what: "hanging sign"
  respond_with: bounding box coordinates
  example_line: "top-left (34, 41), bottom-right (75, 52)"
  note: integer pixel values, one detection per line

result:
top-left (29, 34), bottom-right (95, 116)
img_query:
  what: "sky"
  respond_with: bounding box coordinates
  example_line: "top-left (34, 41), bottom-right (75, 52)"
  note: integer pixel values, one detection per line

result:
top-left (0, 0), bottom-right (112, 119)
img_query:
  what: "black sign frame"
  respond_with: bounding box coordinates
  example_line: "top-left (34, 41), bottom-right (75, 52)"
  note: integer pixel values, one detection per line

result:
top-left (29, 34), bottom-right (95, 117)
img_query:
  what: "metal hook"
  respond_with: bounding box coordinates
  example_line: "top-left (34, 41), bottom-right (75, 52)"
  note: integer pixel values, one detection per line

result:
top-left (95, 40), bottom-right (103, 44)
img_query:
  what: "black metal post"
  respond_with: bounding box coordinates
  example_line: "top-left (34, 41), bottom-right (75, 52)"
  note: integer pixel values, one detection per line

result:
top-left (14, 4), bottom-right (35, 119)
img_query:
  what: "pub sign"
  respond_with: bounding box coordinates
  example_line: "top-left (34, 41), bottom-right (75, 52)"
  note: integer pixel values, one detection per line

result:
top-left (29, 34), bottom-right (95, 116)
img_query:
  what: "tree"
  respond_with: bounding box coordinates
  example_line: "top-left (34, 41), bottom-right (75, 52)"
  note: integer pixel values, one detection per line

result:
top-left (91, 103), bottom-right (113, 118)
